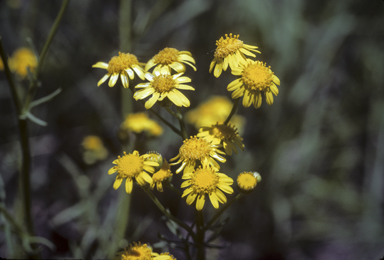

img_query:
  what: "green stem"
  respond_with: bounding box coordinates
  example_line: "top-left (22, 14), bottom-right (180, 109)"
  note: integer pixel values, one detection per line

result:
top-left (22, 0), bottom-right (70, 115)
top-left (141, 186), bottom-right (196, 240)
top-left (195, 209), bottom-right (205, 260)
top-left (206, 193), bottom-right (244, 228)
top-left (166, 183), bottom-right (182, 197)
top-left (224, 98), bottom-right (240, 125)
top-left (166, 107), bottom-right (188, 140)
top-left (148, 106), bottom-right (182, 137)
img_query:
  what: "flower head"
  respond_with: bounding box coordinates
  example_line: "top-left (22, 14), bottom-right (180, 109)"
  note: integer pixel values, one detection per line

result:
top-left (185, 96), bottom-right (246, 132)
top-left (209, 33), bottom-right (260, 78)
top-left (237, 171), bottom-right (262, 193)
top-left (133, 70), bottom-right (194, 109)
top-left (92, 52), bottom-right (145, 88)
top-left (181, 165), bottom-right (233, 210)
top-left (150, 159), bottom-right (172, 192)
top-left (8, 47), bottom-right (37, 78)
top-left (120, 242), bottom-right (152, 260)
top-left (151, 252), bottom-right (176, 260)
top-left (120, 112), bottom-right (163, 136)
top-left (108, 151), bottom-right (159, 193)
top-left (145, 47), bottom-right (196, 74)
top-left (228, 59), bottom-right (280, 108)
top-left (81, 135), bottom-right (108, 164)
top-left (169, 136), bottom-right (226, 174)
top-left (197, 123), bottom-right (244, 156)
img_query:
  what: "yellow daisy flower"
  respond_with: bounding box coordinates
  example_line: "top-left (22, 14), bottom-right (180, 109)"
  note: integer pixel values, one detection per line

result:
top-left (228, 59), bottom-right (280, 108)
top-left (150, 159), bottom-right (172, 192)
top-left (120, 112), bottom-right (163, 137)
top-left (92, 52), bottom-right (145, 88)
top-left (169, 136), bottom-right (226, 174)
top-left (197, 123), bottom-right (244, 156)
top-left (81, 135), bottom-right (108, 164)
top-left (209, 33), bottom-right (260, 78)
top-left (108, 151), bottom-right (158, 193)
top-left (133, 70), bottom-right (194, 109)
top-left (145, 47), bottom-right (196, 74)
top-left (151, 252), bottom-right (176, 260)
top-left (237, 171), bottom-right (262, 193)
top-left (8, 47), bottom-right (37, 78)
top-left (120, 242), bottom-right (152, 260)
top-left (185, 96), bottom-right (246, 132)
top-left (181, 165), bottom-right (233, 210)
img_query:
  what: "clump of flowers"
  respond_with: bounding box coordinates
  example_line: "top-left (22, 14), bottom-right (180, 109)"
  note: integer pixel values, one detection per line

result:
top-left (92, 52), bottom-right (145, 88)
top-left (115, 242), bottom-right (176, 260)
top-left (108, 151), bottom-right (159, 193)
top-left (145, 47), bottom-right (196, 74)
top-left (81, 135), bottom-right (108, 164)
top-left (151, 159), bottom-right (172, 192)
top-left (181, 165), bottom-right (234, 210)
top-left (8, 47), bottom-right (37, 78)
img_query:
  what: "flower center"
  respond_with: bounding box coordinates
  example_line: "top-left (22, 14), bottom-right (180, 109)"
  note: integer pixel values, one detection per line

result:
top-left (152, 160), bottom-right (171, 182)
top-left (211, 124), bottom-right (237, 141)
top-left (214, 33), bottom-right (243, 60)
top-left (242, 61), bottom-right (273, 91)
top-left (237, 172), bottom-right (258, 191)
top-left (179, 137), bottom-right (212, 161)
top-left (153, 47), bottom-right (179, 65)
top-left (117, 153), bottom-right (144, 178)
top-left (122, 243), bottom-right (152, 260)
top-left (108, 52), bottom-right (139, 74)
top-left (191, 168), bottom-right (219, 194)
top-left (152, 74), bottom-right (176, 93)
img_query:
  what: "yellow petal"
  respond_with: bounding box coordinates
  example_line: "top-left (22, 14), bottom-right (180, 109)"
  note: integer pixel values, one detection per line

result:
top-left (186, 193), bottom-right (197, 204)
top-left (213, 62), bottom-right (223, 78)
top-left (97, 74), bottom-right (110, 86)
top-left (133, 87), bottom-right (155, 100)
top-left (270, 83), bottom-right (279, 96)
top-left (227, 78), bottom-right (242, 91)
top-left (145, 92), bottom-right (160, 109)
top-left (108, 73), bottom-right (119, 87)
top-left (209, 60), bottom-right (216, 73)
top-left (92, 62), bottom-right (109, 69)
top-left (120, 74), bottom-right (129, 88)
top-left (209, 192), bottom-right (219, 209)
top-left (113, 177), bottom-right (123, 190)
top-left (265, 91), bottom-right (274, 105)
top-left (196, 195), bottom-right (205, 210)
top-left (125, 179), bottom-right (133, 193)
top-left (169, 62), bottom-right (186, 73)
top-left (108, 167), bottom-right (116, 175)
top-left (145, 59), bottom-right (156, 72)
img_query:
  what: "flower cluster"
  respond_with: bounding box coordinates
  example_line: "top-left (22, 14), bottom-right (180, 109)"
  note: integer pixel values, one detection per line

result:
top-left (115, 242), bottom-right (176, 260)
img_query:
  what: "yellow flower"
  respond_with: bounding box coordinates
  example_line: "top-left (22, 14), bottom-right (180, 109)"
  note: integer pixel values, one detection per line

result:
top-left (150, 159), bottom-right (172, 192)
top-left (92, 52), bottom-right (145, 88)
top-left (209, 33), bottom-right (260, 78)
top-left (120, 242), bottom-right (152, 260)
top-left (185, 96), bottom-right (246, 133)
top-left (145, 47), bottom-right (196, 74)
top-left (8, 47), bottom-right (37, 78)
top-left (228, 59), bottom-right (280, 108)
top-left (181, 165), bottom-right (233, 210)
top-left (121, 112), bottom-right (163, 136)
top-left (169, 136), bottom-right (226, 174)
top-left (0, 57), bottom-right (4, 70)
top-left (151, 252), bottom-right (176, 260)
top-left (81, 135), bottom-right (108, 164)
top-left (197, 123), bottom-right (244, 156)
top-left (237, 171), bottom-right (262, 193)
top-left (108, 151), bottom-right (158, 193)
top-left (133, 70), bottom-right (194, 109)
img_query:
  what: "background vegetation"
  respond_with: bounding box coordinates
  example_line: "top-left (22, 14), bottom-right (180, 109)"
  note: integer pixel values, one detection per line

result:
top-left (0, 0), bottom-right (383, 259)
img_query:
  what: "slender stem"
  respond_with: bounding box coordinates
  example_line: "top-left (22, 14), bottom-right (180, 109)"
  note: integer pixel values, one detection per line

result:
top-left (166, 182), bottom-right (182, 197)
top-left (148, 106), bottom-right (182, 136)
top-left (195, 209), bottom-right (205, 260)
top-left (141, 186), bottom-right (196, 240)
top-left (166, 107), bottom-right (188, 140)
top-left (224, 98), bottom-right (240, 125)
top-left (206, 193), bottom-right (244, 228)
top-left (22, 0), bottom-right (70, 115)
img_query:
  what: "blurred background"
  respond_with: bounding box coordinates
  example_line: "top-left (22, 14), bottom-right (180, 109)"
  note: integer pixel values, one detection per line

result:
top-left (1, 0), bottom-right (384, 259)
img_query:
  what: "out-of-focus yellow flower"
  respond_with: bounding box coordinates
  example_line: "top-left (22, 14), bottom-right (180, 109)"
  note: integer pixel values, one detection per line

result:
top-left (237, 171), bottom-right (262, 193)
top-left (92, 52), bottom-right (145, 88)
top-left (8, 47), bottom-right (37, 78)
top-left (181, 165), bottom-right (233, 210)
top-left (228, 59), bottom-right (280, 108)
top-left (151, 159), bottom-right (172, 192)
top-left (121, 112), bottom-right (163, 136)
top-left (108, 151), bottom-right (158, 193)
top-left (197, 123), bottom-right (244, 156)
top-left (133, 70), bottom-right (194, 109)
top-left (185, 96), bottom-right (246, 133)
top-left (145, 47), bottom-right (196, 74)
top-left (0, 57), bottom-right (4, 70)
top-left (209, 33), bottom-right (260, 78)
top-left (169, 136), bottom-right (226, 174)
top-left (81, 135), bottom-right (108, 164)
